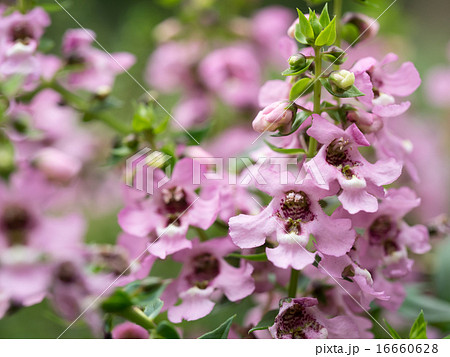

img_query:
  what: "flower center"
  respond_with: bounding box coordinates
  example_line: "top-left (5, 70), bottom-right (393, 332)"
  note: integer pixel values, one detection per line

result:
top-left (55, 261), bottom-right (80, 284)
top-left (161, 186), bottom-right (190, 226)
top-left (0, 205), bottom-right (35, 246)
top-left (186, 252), bottom-right (220, 289)
top-left (326, 138), bottom-right (353, 167)
top-left (279, 191), bottom-right (314, 226)
top-left (10, 23), bottom-right (33, 44)
top-left (93, 246), bottom-right (130, 276)
top-left (369, 215), bottom-right (399, 245)
top-left (276, 303), bottom-right (326, 339)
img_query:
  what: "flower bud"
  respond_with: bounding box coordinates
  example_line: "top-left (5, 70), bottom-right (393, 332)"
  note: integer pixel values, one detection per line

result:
top-left (329, 70), bottom-right (355, 90)
top-left (323, 46), bottom-right (347, 65)
top-left (341, 12), bottom-right (379, 46)
top-left (252, 100), bottom-right (294, 133)
top-left (288, 53), bottom-right (307, 69)
top-left (32, 148), bottom-right (81, 183)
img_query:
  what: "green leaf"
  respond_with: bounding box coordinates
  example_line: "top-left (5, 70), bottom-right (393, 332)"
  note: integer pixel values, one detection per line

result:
top-left (444, 335), bottom-right (450, 339)
top-left (289, 78), bottom-right (314, 101)
top-left (271, 110), bottom-right (311, 137)
top-left (264, 140), bottom-right (306, 155)
top-left (249, 310), bottom-right (278, 333)
top-left (143, 299), bottom-right (164, 320)
top-left (321, 78), bottom-right (364, 98)
top-left (1, 75), bottom-right (25, 97)
top-left (282, 59), bottom-right (313, 76)
top-left (409, 311), bottom-right (427, 339)
top-left (156, 321), bottom-right (180, 339)
top-left (383, 319), bottom-right (402, 339)
top-left (399, 286), bottom-right (450, 323)
top-left (132, 103), bottom-right (154, 132)
top-left (101, 290), bottom-right (134, 313)
top-left (434, 238), bottom-right (450, 302)
top-left (227, 253), bottom-right (268, 262)
top-left (318, 3), bottom-right (330, 28)
top-left (315, 16), bottom-right (336, 47)
top-left (0, 132), bottom-right (15, 180)
top-left (295, 8), bottom-right (314, 44)
top-left (199, 315), bottom-right (236, 339)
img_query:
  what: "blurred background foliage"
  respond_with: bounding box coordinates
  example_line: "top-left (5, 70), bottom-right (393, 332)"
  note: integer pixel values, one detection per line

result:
top-left (0, 0), bottom-right (449, 338)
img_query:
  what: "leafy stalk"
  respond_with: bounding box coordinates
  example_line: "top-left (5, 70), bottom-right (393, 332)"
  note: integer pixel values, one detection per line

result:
top-left (288, 268), bottom-right (299, 298)
top-left (307, 45), bottom-right (322, 158)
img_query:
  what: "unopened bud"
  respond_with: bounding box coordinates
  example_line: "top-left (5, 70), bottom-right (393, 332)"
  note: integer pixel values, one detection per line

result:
top-left (288, 53), bottom-right (307, 69)
top-left (323, 46), bottom-right (347, 65)
top-left (342, 12), bottom-right (379, 46)
top-left (330, 70), bottom-right (355, 90)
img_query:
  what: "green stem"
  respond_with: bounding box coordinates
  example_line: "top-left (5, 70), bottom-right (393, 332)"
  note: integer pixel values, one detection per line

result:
top-left (117, 306), bottom-right (156, 330)
top-left (288, 269), bottom-right (299, 298)
top-left (95, 112), bottom-right (131, 135)
top-left (18, 0), bottom-right (32, 13)
top-left (307, 46), bottom-right (322, 158)
top-left (334, 0), bottom-right (343, 48)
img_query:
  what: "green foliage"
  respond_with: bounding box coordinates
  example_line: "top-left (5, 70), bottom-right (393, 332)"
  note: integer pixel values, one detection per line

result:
top-left (101, 290), bottom-right (134, 313)
top-left (144, 299), bottom-right (164, 320)
top-left (282, 58), bottom-right (314, 76)
top-left (294, 5), bottom-right (336, 47)
top-left (315, 17), bottom-right (336, 46)
top-left (227, 252), bottom-right (268, 261)
top-left (295, 9), bottom-right (314, 45)
top-left (271, 110), bottom-right (311, 138)
top-left (383, 319), bottom-right (402, 339)
top-left (0, 132), bottom-right (15, 180)
top-left (434, 238), bottom-right (450, 302)
top-left (264, 140), bottom-right (306, 155)
top-left (199, 315), bottom-right (236, 339)
top-left (156, 321), bottom-right (180, 339)
top-left (409, 311), bottom-right (428, 339)
top-left (248, 310), bottom-right (278, 333)
top-left (321, 78), bottom-right (365, 98)
top-left (290, 78), bottom-right (314, 101)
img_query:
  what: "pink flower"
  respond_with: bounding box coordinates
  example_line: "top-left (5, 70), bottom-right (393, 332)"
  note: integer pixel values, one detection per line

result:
top-left (269, 297), bottom-right (360, 339)
top-left (351, 54), bottom-right (420, 117)
top-left (145, 41), bottom-right (202, 93)
top-left (62, 29), bottom-right (135, 92)
top-left (199, 45), bottom-right (261, 108)
top-left (335, 187), bottom-right (430, 279)
top-left (118, 158), bottom-right (220, 259)
top-left (0, 169), bottom-right (86, 309)
top-left (172, 92), bottom-right (213, 128)
top-left (163, 237), bottom-right (254, 323)
top-left (229, 165), bottom-right (356, 270)
top-left (112, 322), bottom-right (149, 339)
top-left (306, 114), bottom-right (402, 214)
top-left (251, 6), bottom-right (295, 67)
top-left (425, 66), bottom-right (450, 108)
top-left (258, 80), bottom-right (290, 107)
top-left (49, 260), bottom-right (114, 336)
top-left (318, 254), bottom-right (389, 309)
top-left (32, 147), bottom-right (82, 184)
top-left (341, 13), bottom-right (379, 45)
top-left (0, 7), bottom-right (50, 88)
top-left (252, 100), bottom-right (293, 133)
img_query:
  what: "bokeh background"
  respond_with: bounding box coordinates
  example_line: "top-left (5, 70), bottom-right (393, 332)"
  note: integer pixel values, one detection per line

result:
top-left (0, 0), bottom-right (449, 338)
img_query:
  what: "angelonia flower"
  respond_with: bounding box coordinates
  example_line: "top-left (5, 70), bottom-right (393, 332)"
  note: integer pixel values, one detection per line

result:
top-left (112, 322), bottom-right (149, 339)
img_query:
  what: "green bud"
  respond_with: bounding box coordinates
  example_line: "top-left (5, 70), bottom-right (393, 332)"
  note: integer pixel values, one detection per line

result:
top-left (322, 46), bottom-right (347, 65)
top-left (329, 70), bottom-right (355, 90)
top-left (288, 53), bottom-right (307, 69)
